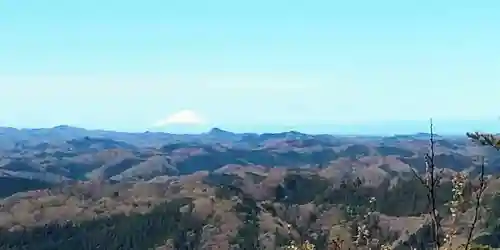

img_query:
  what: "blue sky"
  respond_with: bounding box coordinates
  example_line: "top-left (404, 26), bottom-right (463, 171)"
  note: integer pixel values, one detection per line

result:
top-left (1, 0), bottom-right (499, 134)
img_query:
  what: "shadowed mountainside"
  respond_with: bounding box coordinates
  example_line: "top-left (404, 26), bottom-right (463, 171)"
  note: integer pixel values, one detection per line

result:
top-left (0, 126), bottom-right (490, 188)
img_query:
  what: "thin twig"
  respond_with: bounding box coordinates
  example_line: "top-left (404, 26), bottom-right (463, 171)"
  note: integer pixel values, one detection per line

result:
top-left (411, 119), bottom-right (442, 249)
top-left (410, 166), bottom-right (428, 187)
top-left (427, 119), bottom-right (442, 248)
top-left (464, 156), bottom-right (488, 250)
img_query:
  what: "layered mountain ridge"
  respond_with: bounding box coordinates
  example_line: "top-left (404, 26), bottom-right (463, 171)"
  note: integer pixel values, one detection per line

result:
top-left (0, 126), bottom-right (499, 249)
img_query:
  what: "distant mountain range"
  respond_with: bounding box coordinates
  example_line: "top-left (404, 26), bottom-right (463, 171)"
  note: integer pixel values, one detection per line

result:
top-left (6, 118), bottom-right (499, 136)
top-left (0, 124), bottom-right (454, 149)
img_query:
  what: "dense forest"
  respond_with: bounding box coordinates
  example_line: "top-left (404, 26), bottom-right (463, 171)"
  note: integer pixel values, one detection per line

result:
top-left (0, 177), bottom-right (53, 198)
top-left (0, 198), bottom-right (204, 250)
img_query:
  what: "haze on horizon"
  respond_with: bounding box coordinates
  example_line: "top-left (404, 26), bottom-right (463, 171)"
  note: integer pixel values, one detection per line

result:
top-left (1, 1), bottom-right (499, 134)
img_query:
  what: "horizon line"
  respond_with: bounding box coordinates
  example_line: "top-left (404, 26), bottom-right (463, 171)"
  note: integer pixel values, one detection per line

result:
top-left (1, 120), bottom-right (497, 137)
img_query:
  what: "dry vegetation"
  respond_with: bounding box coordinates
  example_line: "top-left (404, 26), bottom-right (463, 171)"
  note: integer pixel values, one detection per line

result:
top-left (2, 126), bottom-right (500, 249)
top-left (283, 124), bottom-right (498, 250)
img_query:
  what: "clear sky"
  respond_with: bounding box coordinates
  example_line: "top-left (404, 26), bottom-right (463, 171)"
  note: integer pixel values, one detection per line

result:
top-left (1, 0), bottom-right (499, 134)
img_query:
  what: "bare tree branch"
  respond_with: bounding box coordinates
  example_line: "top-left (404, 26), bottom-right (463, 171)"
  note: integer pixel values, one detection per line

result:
top-left (410, 167), bottom-right (428, 187)
top-left (467, 132), bottom-right (500, 149)
top-left (426, 119), bottom-right (443, 249)
top-left (411, 119), bottom-right (443, 249)
top-left (464, 156), bottom-right (488, 250)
